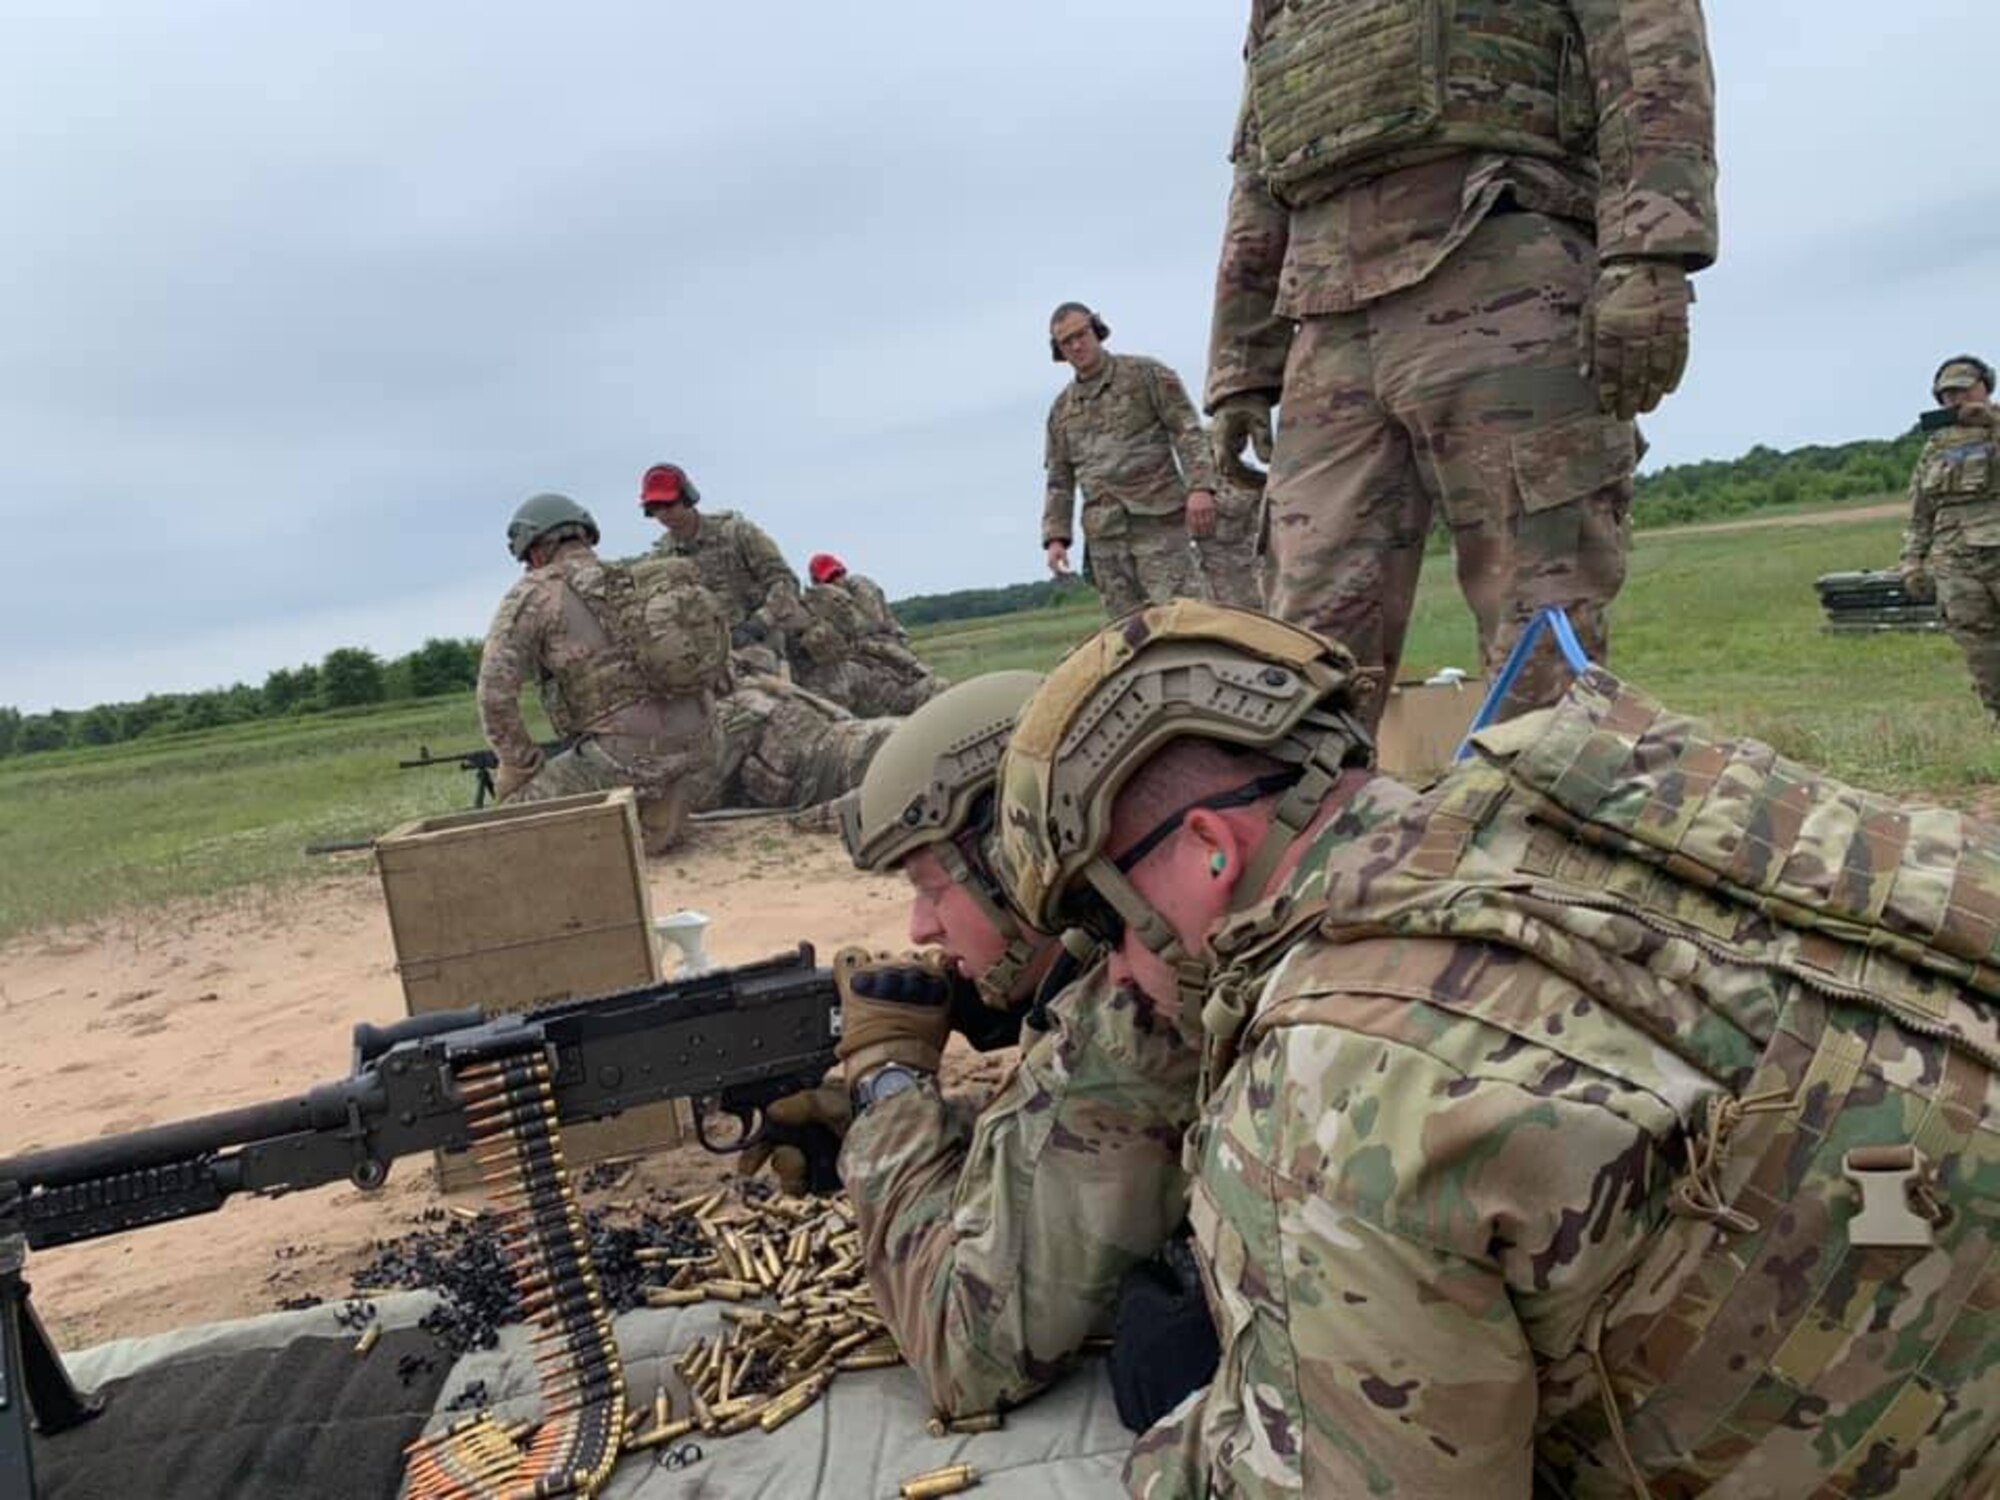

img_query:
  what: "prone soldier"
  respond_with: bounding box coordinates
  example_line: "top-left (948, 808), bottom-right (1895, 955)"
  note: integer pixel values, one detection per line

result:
top-left (688, 660), bottom-right (895, 817)
top-left (749, 674), bottom-right (1204, 1418)
top-left (993, 602), bottom-right (2000, 1498)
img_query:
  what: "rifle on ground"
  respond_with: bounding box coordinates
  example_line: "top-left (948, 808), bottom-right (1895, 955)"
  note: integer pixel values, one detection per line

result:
top-left (396, 739), bottom-right (571, 808)
top-left (0, 944), bottom-right (839, 1498)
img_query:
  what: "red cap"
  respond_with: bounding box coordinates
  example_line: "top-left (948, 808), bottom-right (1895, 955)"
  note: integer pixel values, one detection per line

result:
top-left (809, 553), bottom-right (846, 585)
top-left (641, 464), bottom-right (689, 508)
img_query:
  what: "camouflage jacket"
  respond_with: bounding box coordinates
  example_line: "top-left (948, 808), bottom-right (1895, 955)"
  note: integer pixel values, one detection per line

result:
top-left (844, 573), bottom-right (907, 641)
top-left (649, 509), bottom-right (809, 641)
top-left (1902, 403), bottom-right (2000, 569)
top-left (842, 962), bottom-right (1202, 1416)
top-left (1129, 668), bottom-right (2000, 1498)
top-left (1207, 0), bottom-right (1719, 408)
top-left (477, 543), bottom-right (714, 778)
top-left (686, 673), bottom-right (892, 811)
top-left (1044, 355), bottom-right (1219, 546)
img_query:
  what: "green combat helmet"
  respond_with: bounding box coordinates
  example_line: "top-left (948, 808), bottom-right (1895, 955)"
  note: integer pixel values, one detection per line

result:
top-left (839, 670), bottom-right (1045, 1006)
top-left (506, 492), bottom-right (601, 562)
top-left (993, 601), bottom-right (1372, 1008)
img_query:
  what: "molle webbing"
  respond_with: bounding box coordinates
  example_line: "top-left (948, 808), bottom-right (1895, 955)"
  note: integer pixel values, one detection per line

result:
top-left (1491, 667), bottom-right (2000, 1015)
top-left (1249, 0), bottom-right (1593, 207)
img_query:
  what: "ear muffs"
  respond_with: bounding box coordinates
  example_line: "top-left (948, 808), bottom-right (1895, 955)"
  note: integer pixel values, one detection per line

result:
top-left (1049, 315), bottom-right (1113, 361)
top-left (1934, 354), bottom-right (1997, 401)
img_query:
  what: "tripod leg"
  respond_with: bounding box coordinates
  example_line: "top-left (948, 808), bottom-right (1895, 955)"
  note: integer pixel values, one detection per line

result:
top-left (1, 1234), bottom-right (103, 1500)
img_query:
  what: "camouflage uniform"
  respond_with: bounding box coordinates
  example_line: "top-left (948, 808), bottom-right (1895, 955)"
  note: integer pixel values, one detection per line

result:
top-left (478, 544), bottom-right (723, 853)
top-left (650, 508), bottom-right (810, 652)
top-left (1194, 479), bottom-right (1266, 610)
top-left (1126, 669), bottom-right (2000, 1497)
top-left (1044, 354), bottom-right (1219, 617)
top-left (841, 961), bottom-right (1203, 1415)
top-left (1210, 0), bottom-right (1717, 722)
top-left (794, 578), bottom-right (945, 718)
top-left (1901, 402), bottom-right (2000, 717)
top-left (687, 671), bottom-right (894, 813)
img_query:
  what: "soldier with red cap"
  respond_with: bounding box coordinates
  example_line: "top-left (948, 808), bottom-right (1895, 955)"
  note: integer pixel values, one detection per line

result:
top-left (800, 551), bottom-right (944, 716)
top-left (639, 462), bottom-right (810, 660)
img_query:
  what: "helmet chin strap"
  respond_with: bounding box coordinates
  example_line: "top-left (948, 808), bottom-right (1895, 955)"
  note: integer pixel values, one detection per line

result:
top-left (936, 837), bottom-right (1042, 1009)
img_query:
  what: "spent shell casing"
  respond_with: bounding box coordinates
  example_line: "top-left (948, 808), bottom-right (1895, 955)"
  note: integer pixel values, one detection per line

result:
top-left (623, 1415), bottom-right (697, 1453)
top-left (900, 1465), bottom-right (978, 1499)
top-left (948, 1412), bottom-right (1004, 1434)
top-left (353, 1324), bottom-right (382, 1357)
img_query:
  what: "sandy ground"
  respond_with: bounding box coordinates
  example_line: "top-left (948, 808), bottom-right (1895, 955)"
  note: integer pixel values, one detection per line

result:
top-left (0, 821), bottom-right (995, 1352)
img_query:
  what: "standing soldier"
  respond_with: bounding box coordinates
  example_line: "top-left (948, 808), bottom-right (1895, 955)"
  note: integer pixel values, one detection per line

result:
top-left (639, 462), bottom-right (812, 659)
top-left (1900, 354), bottom-right (2000, 720)
top-left (478, 493), bottom-right (726, 856)
top-left (1042, 302), bottom-right (1221, 618)
top-left (1206, 1), bottom-right (1718, 725)
top-left (807, 553), bottom-right (946, 715)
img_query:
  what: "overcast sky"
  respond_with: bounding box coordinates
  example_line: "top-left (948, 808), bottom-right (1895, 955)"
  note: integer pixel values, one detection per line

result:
top-left (2, 2), bottom-right (1990, 714)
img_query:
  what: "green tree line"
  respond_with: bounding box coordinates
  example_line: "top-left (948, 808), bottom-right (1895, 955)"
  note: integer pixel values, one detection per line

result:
top-left (0, 426), bottom-right (1934, 757)
top-left (0, 638), bottom-right (482, 760)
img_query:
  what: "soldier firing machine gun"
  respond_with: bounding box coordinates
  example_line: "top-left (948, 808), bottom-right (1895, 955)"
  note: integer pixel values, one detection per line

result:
top-left (0, 945), bottom-right (843, 1500)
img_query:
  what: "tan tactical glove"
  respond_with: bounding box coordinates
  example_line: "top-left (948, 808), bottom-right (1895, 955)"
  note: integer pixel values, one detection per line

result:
top-left (833, 946), bottom-right (955, 1086)
top-left (493, 747), bottom-right (544, 802)
top-left (1211, 394), bottom-right (1275, 489)
top-left (736, 1079), bottom-right (851, 1196)
top-left (1902, 565), bottom-right (1935, 603)
top-left (1582, 259), bottom-right (1694, 420)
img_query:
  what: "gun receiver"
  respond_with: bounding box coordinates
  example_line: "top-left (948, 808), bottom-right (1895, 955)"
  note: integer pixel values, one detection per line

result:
top-left (0, 945), bottom-right (839, 1494)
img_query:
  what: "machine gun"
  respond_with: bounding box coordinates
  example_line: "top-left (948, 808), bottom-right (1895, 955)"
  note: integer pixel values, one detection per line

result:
top-left (397, 738), bottom-right (571, 808)
top-left (0, 944), bottom-right (840, 1499)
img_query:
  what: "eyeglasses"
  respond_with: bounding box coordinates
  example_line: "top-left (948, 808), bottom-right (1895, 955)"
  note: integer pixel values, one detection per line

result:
top-left (1111, 770), bottom-right (1302, 875)
top-left (1053, 769), bottom-right (1304, 946)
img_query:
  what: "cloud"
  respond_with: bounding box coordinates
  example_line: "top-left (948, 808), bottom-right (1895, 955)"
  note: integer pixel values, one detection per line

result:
top-left (0, 2), bottom-right (1989, 711)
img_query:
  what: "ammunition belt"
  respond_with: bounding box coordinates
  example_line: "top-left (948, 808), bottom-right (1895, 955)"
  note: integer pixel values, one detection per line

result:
top-left (403, 1045), bottom-right (625, 1500)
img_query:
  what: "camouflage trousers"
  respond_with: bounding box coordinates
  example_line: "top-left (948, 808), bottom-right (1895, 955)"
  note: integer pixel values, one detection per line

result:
top-left (1086, 509), bottom-right (1199, 618)
top-left (847, 640), bottom-right (944, 717)
top-left (1194, 482), bottom-right (1266, 610)
top-left (506, 733), bottom-right (714, 856)
top-left (1264, 209), bottom-right (1635, 729)
top-left (690, 681), bottom-right (896, 811)
top-left (1932, 539), bottom-right (2000, 719)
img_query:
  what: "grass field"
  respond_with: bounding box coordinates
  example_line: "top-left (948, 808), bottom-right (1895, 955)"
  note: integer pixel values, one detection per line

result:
top-left (3, 508), bottom-right (1989, 942)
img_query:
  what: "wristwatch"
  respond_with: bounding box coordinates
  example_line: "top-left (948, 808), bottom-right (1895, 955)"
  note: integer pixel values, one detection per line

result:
top-left (851, 1062), bottom-right (929, 1112)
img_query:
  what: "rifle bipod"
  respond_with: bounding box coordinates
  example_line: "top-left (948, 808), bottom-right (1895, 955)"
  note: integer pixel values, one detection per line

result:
top-left (0, 1233), bottom-right (103, 1500)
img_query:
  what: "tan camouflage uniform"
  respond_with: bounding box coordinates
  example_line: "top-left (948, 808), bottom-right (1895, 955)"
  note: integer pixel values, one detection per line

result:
top-left (1125, 668), bottom-right (2000, 1497)
top-left (1210, 0), bottom-right (1717, 723)
top-left (1901, 402), bottom-right (2000, 717)
top-left (478, 543), bottom-right (722, 853)
top-left (686, 671), bottom-right (894, 813)
top-left (1045, 354), bottom-right (1219, 618)
top-left (1195, 479), bottom-right (1266, 610)
top-left (650, 508), bottom-right (810, 650)
top-left (792, 578), bottom-right (945, 718)
top-left (841, 961), bottom-right (1203, 1415)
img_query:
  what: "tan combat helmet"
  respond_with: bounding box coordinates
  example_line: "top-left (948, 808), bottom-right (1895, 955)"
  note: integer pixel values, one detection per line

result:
top-left (993, 601), bottom-right (1371, 983)
top-left (839, 670), bottom-right (1047, 1005)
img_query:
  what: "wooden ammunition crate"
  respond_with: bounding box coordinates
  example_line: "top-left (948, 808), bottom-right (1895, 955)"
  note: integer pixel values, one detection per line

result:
top-left (375, 787), bottom-right (682, 1192)
top-left (1377, 677), bottom-right (1485, 788)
